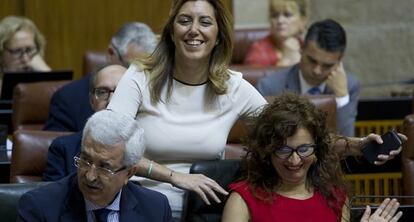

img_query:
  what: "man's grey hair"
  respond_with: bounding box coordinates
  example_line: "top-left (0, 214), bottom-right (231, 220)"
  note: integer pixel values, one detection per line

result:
top-left (82, 110), bottom-right (145, 167)
top-left (111, 22), bottom-right (157, 56)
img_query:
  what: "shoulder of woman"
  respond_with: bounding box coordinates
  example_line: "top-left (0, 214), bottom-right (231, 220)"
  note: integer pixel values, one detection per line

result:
top-left (125, 63), bottom-right (148, 81)
top-left (229, 180), bottom-right (249, 192)
top-left (226, 69), bottom-right (244, 85)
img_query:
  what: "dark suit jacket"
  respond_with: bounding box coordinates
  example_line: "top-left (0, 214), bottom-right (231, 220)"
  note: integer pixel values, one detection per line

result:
top-left (43, 132), bottom-right (81, 181)
top-left (18, 173), bottom-right (172, 222)
top-left (43, 74), bottom-right (93, 132)
top-left (256, 64), bottom-right (360, 136)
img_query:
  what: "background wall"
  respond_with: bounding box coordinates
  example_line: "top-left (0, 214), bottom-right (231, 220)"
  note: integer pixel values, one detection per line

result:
top-left (233, 0), bottom-right (268, 28)
top-left (233, 0), bottom-right (414, 97)
top-left (0, 0), bottom-right (233, 79)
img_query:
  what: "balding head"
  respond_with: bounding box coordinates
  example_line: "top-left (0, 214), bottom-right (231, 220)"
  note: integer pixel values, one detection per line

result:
top-left (89, 64), bottom-right (126, 112)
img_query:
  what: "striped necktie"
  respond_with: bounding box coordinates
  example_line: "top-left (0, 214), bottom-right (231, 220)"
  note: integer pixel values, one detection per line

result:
top-left (308, 87), bottom-right (321, 95)
top-left (93, 208), bottom-right (111, 222)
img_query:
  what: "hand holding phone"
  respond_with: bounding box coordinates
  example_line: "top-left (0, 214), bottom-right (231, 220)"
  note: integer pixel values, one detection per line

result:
top-left (361, 129), bottom-right (403, 164)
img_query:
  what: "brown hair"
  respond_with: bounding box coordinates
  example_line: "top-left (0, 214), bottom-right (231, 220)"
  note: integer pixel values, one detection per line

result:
top-left (139, 0), bottom-right (234, 104)
top-left (243, 93), bottom-right (347, 218)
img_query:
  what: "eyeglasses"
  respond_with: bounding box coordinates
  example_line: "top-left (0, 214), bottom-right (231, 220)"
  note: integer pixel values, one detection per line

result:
top-left (74, 156), bottom-right (126, 177)
top-left (5, 46), bottom-right (38, 59)
top-left (92, 87), bottom-right (115, 101)
top-left (273, 144), bottom-right (316, 159)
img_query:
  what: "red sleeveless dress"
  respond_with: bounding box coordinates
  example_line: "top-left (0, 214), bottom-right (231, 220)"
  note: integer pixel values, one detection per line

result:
top-left (229, 181), bottom-right (346, 222)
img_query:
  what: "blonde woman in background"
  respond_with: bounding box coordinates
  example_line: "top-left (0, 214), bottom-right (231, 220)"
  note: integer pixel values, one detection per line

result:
top-left (0, 16), bottom-right (50, 72)
top-left (244, 0), bottom-right (307, 67)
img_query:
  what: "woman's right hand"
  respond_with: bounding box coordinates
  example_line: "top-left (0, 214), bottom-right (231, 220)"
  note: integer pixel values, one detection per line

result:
top-left (170, 171), bottom-right (229, 205)
top-left (360, 198), bottom-right (402, 222)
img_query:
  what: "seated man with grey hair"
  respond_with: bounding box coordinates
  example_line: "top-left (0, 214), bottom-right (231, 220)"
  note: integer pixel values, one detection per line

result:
top-left (44, 22), bottom-right (157, 132)
top-left (19, 110), bottom-right (172, 221)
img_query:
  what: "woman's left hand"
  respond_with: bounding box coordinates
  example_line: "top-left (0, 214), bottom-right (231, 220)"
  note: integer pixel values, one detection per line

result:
top-left (363, 133), bottom-right (407, 165)
top-left (360, 198), bottom-right (402, 222)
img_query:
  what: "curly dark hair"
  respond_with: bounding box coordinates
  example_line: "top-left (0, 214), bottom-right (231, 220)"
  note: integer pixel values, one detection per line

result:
top-left (243, 93), bottom-right (347, 218)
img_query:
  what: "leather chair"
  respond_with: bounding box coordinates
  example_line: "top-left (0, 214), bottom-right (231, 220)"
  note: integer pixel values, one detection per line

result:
top-left (82, 50), bottom-right (107, 75)
top-left (230, 65), bottom-right (278, 87)
top-left (225, 95), bottom-right (337, 159)
top-left (182, 160), bottom-right (242, 222)
top-left (12, 80), bottom-right (70, 132)
top-left (0, 182), bottom-right (48, 221)
top-left (402, 114), bottom-right (414, 201)
top-left (232, 28), bottom-right (269, 65)
top-left (10, 130), bottom-right (72, 183)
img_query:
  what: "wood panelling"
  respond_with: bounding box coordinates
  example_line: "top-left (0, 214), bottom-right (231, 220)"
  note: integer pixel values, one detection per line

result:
top-left (1, 0), bottom-right (233, 79)
top-left (0, 0), bottom-right (24, 17)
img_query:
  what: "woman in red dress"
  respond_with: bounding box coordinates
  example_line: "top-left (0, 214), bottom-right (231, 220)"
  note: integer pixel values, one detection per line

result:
top-left (222, 93), bottom-right (402, 222)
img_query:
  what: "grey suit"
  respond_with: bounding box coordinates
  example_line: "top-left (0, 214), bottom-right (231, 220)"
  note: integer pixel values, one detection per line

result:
top-left (256, 64), bottom-right (360, 136)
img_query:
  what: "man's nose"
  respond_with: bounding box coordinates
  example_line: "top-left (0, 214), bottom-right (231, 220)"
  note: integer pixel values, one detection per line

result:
top-left (313, 65), bottom-right (322, 75)
top-left (85, 165), bottom-right (98, 181)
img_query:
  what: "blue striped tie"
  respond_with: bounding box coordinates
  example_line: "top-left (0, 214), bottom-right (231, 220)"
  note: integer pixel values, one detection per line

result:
top-left (93, 208), bottom-right (111, 222)
top-left (308, 87), bottom-right (321, 95)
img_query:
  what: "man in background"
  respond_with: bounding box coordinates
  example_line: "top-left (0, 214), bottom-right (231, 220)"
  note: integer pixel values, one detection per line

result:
top-left (43, 64), bottom-right (126, 181)
top-left (43, 22), bottom-right (157, 132)
top-left (256, 19), bottom-right (360, 136)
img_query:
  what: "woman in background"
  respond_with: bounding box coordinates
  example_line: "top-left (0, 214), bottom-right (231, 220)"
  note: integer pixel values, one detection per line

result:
top-left (222, 93), bottom-right (402, 222)
top-left (244, 0), bottom-right (307, 67)
top-left (0, 16), bottom-right (50, 72)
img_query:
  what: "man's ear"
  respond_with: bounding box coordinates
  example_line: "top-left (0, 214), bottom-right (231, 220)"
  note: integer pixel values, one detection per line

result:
top-left (107, 45), bottom-right (115, 56)
top-left (106, 45), bottom-right (117, 63)
top-left (126, 165), bottom-right (138, 181)
top-left (89, 95), bottom-right (95, 110)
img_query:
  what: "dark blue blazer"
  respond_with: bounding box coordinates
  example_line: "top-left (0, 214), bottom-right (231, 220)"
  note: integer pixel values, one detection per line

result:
top-left (44, 74), bottom-right (94, 132)
top-left (43, 132), bottom-right (81, 181)
top-left (18, 173), bottom-right (172, 222)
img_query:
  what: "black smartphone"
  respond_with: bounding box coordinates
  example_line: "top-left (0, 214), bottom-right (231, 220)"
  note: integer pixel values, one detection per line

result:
top-left (361, 129), bottom-right (403, 164)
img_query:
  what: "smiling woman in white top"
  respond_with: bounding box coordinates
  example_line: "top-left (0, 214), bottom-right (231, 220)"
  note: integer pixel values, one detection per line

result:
top-left (108, 1), bottom-right (266, 219)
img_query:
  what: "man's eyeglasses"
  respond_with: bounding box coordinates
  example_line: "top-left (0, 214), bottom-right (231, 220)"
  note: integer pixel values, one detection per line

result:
top-left (74, 156), bottom-right (126, 177)
top-left (5, 46), bottom-right (38, 59)
top-left (92, 87), bottom-right (115, 101)
top-left (273, 144), bottom-right (316, 159)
